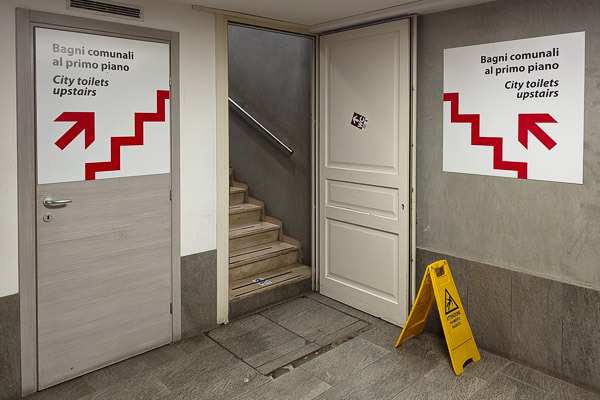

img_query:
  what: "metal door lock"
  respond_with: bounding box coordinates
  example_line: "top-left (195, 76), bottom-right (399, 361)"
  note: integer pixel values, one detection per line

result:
top-left (42, 213), bottom-right (53, 223)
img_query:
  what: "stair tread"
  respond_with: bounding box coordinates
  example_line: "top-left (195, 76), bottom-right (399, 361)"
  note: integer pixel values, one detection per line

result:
top-left (229, 264), bottom-right (311, 300)
top-left (229, 221), bottom-right (280, 240)
top-left (230, 186), bottom-right (245, 194)
top-left (229, 241), bottom-right (298, 266)
top-left (229, 203), bottom-right (262, 215)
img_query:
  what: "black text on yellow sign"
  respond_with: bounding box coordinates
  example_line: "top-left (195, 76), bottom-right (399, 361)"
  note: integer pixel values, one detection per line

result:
top-left (395, 260), bottom-right (480, 375)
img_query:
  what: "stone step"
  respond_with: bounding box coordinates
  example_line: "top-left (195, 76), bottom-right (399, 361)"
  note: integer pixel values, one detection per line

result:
top-left (229, 241), bottom-right (300, 281)
top-left (228, 264), bottom-right (311, 302)
top-left (229, 203), bottom-right (262, 226)
top-left (229, 221), bottom-right (280, 251)
top-left (228, 169), bottom-right (312, 319)
top-left (230, 186), bottom-right (245, 205)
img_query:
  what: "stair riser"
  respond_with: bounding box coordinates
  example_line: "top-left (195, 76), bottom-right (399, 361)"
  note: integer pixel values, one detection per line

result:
top-left (230, 191), bottom-right (244, 205)
top-left (229, 264), bottom-right (312, 306)
top-left (230, 210), bottom-right (261, 226)
top-left (229, 277), bottom-right (311, 320)
top-left (229, 230), bottom-right (279, 251)
top-left (229, 251), bottom-right (300, 281)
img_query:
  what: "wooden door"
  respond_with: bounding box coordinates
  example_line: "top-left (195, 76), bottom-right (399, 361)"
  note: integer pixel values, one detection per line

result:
top-left (34, 27), bottom-right (173, 389)
top-left (319, 20), bottom-right (411, 325)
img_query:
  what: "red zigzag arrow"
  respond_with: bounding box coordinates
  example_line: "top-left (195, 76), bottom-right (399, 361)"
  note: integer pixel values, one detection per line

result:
top-left (85, 90), bottom-right (170, 180)
top-left (444, 92), bottom-right (528, 179)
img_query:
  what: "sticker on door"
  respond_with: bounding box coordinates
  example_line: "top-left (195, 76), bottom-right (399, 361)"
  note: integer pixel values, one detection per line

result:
top-left (350, 112), bottom-right (368, 130)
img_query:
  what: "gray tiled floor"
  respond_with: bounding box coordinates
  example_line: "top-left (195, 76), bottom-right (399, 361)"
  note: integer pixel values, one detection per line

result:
top-left (26, 293), bottom-right (600, 400)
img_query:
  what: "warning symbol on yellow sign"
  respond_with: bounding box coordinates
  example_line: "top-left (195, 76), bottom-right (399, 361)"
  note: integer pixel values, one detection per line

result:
top-left (445, 289), bottom-right (458, 315)
top-left (395, 260), bottom-right (480, 375)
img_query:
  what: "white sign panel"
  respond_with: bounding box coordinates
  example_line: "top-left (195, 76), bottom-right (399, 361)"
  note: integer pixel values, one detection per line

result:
top-left (36, 28), bottom-right (170, 184)
top-left (443, 32), bottom-right (585, 184)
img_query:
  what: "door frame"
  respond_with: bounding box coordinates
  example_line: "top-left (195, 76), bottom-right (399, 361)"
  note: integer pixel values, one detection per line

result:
top-left (213, 13), bottom-right (418, 319)
top-left (16, 9), bottom-right (181, 396)
top-left (409, 17), bottom-right (418, 303)
top-left (212, 11), bottom-right (318, 324)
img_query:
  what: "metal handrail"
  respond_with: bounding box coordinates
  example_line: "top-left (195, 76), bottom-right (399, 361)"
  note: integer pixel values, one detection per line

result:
top-left (228, 97), bottom-right (293, 156)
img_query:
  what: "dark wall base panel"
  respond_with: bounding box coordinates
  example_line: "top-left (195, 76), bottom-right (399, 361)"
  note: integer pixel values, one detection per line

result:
top-left (0, 293), bottom-right (21, 400)
top-left (417, 248), bottom-right (600, 394)
top-left (181, 250), bottom-right (218, 338)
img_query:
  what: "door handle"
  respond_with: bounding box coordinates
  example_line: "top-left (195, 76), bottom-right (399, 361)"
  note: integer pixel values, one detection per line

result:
top-left (43, 197), bottom-right (72, 207)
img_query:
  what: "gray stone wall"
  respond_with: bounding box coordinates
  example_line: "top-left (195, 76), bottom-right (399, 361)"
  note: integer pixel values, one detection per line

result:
top-left (417, 248), bottom-right (600, 393)
top-left (0, 294), bottom-right (20, 399)
top-left (416, 0), bottom-right (600, 290)
top-left (228, 25), bottom-right (313, 265)
top-left (181, 250), bottom-right (218, 337)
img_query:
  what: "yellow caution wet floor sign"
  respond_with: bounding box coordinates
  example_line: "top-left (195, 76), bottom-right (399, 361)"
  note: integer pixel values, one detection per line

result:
top-left (395, 260), bottom-right (480, 375)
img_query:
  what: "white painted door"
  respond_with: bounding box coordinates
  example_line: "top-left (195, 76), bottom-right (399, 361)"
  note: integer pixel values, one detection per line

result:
top-left (34, 28), bottom-right (173, 389)
top-left (319, 20), bottom-right (411, 325)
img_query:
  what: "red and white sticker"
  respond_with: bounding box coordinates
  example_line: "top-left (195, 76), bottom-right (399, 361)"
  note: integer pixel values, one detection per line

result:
top-left (350, 112), bottom-right (368, 130)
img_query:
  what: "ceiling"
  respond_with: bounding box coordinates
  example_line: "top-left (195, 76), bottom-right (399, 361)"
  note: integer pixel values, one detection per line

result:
top-left (169, 0), bottom-right (499, 31)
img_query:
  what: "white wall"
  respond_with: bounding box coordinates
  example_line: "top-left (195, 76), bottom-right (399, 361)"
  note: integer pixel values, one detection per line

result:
top-left (0, 0), bottom-right (217, 297)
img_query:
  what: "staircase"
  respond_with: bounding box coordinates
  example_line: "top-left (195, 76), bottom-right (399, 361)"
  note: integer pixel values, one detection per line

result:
top-left (229, 169), bottom-right (311, 319)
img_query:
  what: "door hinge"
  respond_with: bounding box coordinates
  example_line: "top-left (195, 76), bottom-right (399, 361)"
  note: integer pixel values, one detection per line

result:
top-left (169, 76), bottom-right (172, 86)
top-left (169, 190), bottom-right (172, 201)
top-left (170, 303), bottom-right (173, 314)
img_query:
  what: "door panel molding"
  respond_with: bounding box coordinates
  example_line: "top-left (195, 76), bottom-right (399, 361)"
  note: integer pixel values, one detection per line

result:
top-left (325, 219), bottom-right (400, 300)
top-left (16, 9), bottom-right (180, 395)
top-left (326, 180), bottom-right (399, 219)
